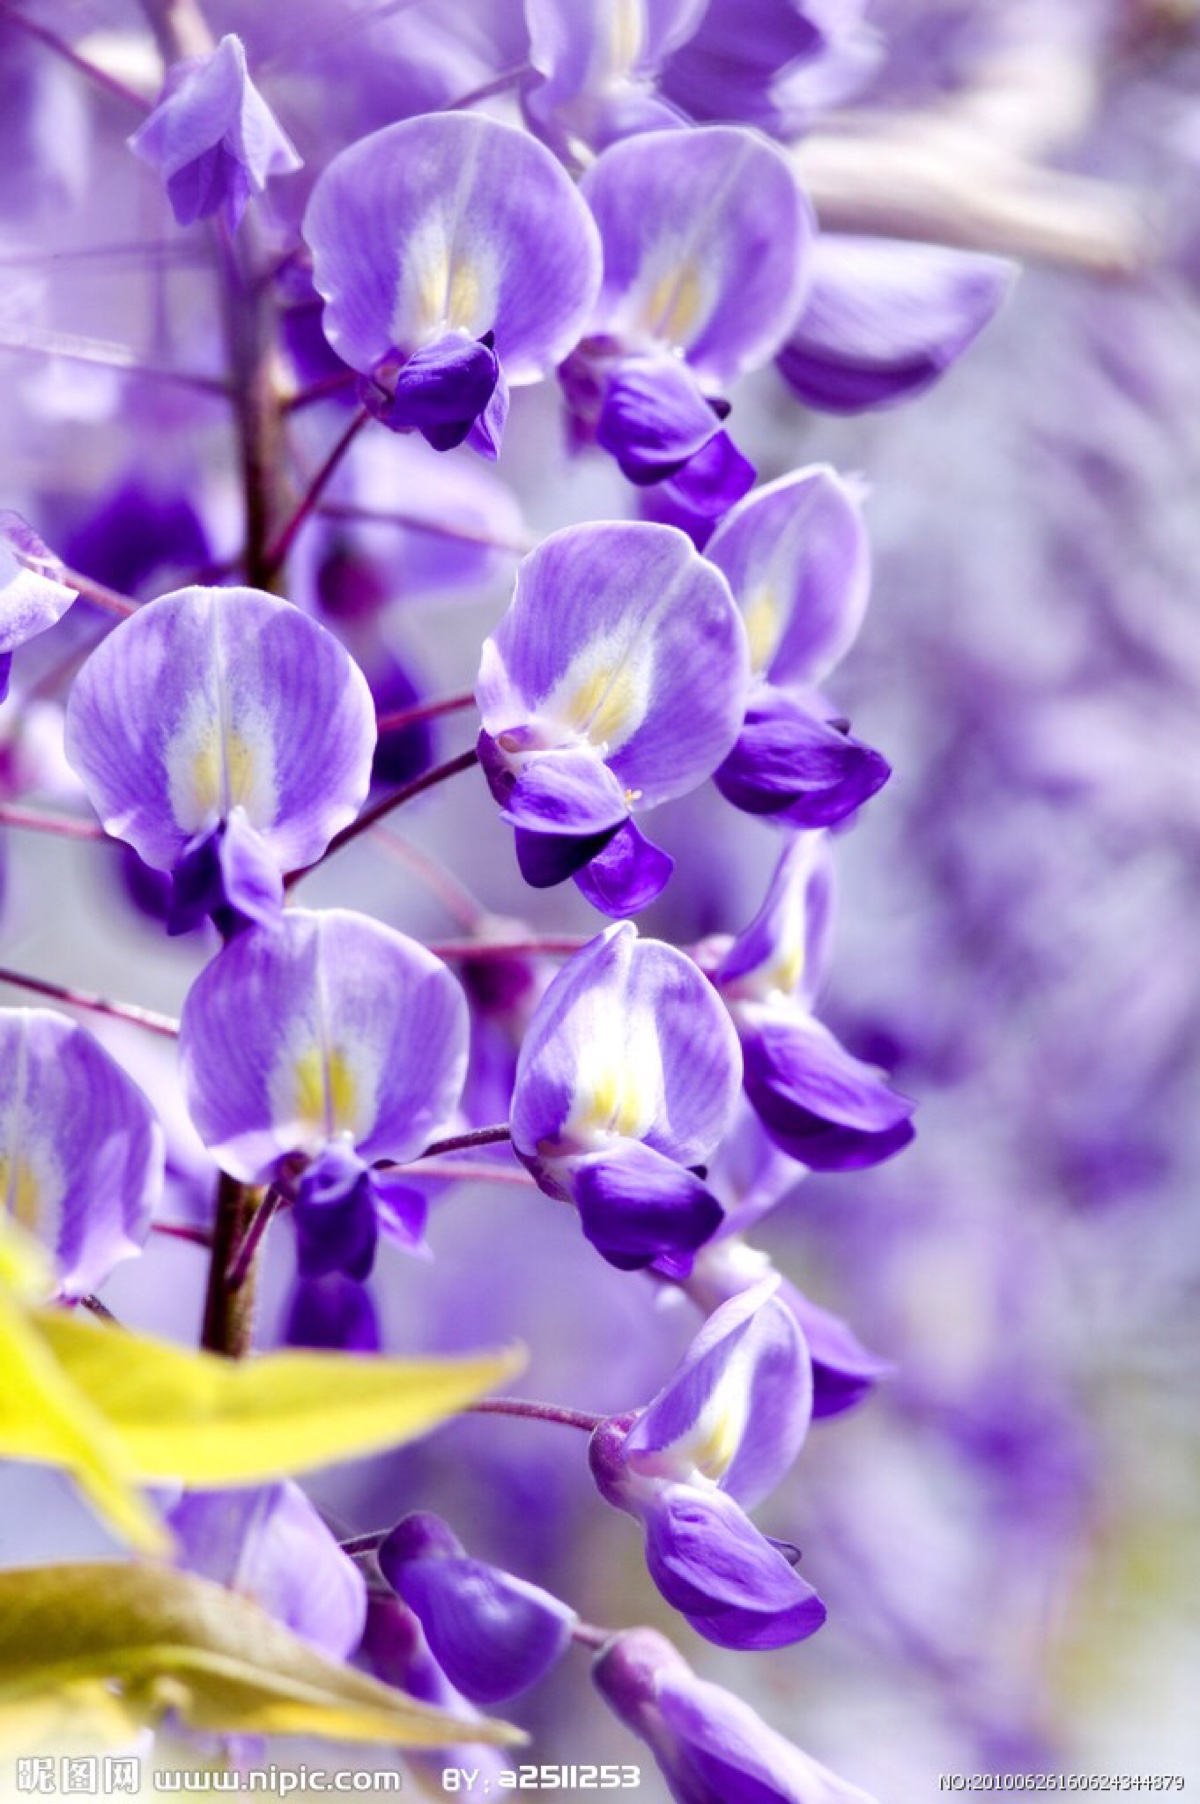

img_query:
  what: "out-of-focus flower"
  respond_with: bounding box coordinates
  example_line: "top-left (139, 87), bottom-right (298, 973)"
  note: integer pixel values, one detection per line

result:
top-left (510, 924), bottom-right (739, 1271)
top-left (777, 236), bottom-right (1015, 414)
top-left (476, 521), bottom-right (747, 915)
top-left (523, 0), bottom-right (702, 156)
top-left (0, 514), bottom-right (77, 703)
top-left (593, 1626), bottom-right (878, 1802)
top-left (564, 127), bottom-right (813, 513)
top-left (590, 1276), bottom-right (823, 1647)
top-left (129, 33), bottom-right (302, 233)
top-left (0, 1008), bottom-right (163, 1298)
top-left (304, 113), bottom-right (600, 458)
top-left (378, 1511), bottom-right (577, 1703)
top-left (63, 586), bottom-right (376, 936)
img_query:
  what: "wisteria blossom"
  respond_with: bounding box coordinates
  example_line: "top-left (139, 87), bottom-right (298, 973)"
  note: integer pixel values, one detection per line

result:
top-left (64, 586), bottom-right (376, 935)
top-left (477, 520), bottom-right (748, 914)
top-left (0, 515), bottom-right (77, 703)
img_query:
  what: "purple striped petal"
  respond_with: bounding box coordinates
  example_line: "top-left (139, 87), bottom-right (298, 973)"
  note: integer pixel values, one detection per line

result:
top-left (476, 521), bottom-right (748, 814)
top-left (714, 690), bottom-right (890, 826)
top-left (580, 126), bottom-right (813, 386)
top-left (624, 1277), bottom-right (812, 1507)
top-left (179, 909), bottom-right (469, 1181)
top-left (703, 466), bottom-right (871, 686)
top-left (0, 518), bottom-right (76, 656)
top-left (63, 586), bottom-right (376, 874)
top-left (740, 1005), bottom-right (915, 1170)
top-left (0, 1008), bottom-right (162, 1298)
top-left (777, 235), bottom-right (1016, 414)
top-left (129, 35), bottom-right (301, 234)
top-left (168, 1482), bottom-right (366, 1662)
top-left (643, 1483), bottom-right (826, 1649)
top-left (303, 113), bottom-right (601, 386)
top-left (510, 924), bottom-right (741, 1170)
top-left (716, 832), bottom-right (835, 1009)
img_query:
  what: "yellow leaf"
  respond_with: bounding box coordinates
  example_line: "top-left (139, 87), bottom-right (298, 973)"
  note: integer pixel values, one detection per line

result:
top-left (36, 1312), bottom-right (525, 1485)
top-left (0, 1563), bottom-right (521, 1752)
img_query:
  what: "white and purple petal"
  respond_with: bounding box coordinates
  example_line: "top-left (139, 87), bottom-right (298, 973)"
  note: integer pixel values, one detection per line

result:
top-left (703, 467), bottom-right (870, 687)
top-left (0, 517), bottom-right (77, 678)
top-left (0, 1008), bottom-right (162, 1298)
top-left (581, 126), bottom-right (813, 386)
top-left (179, 908), bottom-right (469, 1181)
top-left (777, 235), bottom-right (1016, 414)
top-left (716, 831), bottom-right (835, 1009)
top-left (64, 585), bottom-right (376, 874)
top-left (477, 521), bottom-right (748, 813)
top-left (524, 0), bottom-right (703, 153)
top-left (510, 924), bottom-right (741, 1170)
top-left (303, 113), bottom-right (601, 385)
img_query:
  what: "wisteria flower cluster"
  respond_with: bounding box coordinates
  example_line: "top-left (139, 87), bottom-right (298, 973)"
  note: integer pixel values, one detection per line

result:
top-left (0, 0), bottom-right (1046, 1796)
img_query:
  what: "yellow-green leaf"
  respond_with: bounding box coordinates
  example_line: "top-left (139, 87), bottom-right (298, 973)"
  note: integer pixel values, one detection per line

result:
top-left (36, 1311), bottom-right (525, 1485)
top-left (0, 1285), bottom-right (169, 1555)
top-left (0, 1563), bottom-right (521, 1753)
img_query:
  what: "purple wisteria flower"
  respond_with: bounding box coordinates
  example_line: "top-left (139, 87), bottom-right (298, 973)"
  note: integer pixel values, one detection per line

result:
top-left (476, 521), bottom-right (748, 915)
top-left (167, 1481), bottom-right (366, 1662)
top-left (510, 924), bottom-right (739, 1271)
top-left (659, 0), bottom-right (879, 136)
top-left (129, 34), bottom-right (302, 234)
top-left (179, 908), bottom-right (469, 1291)
top-left (0, 1008), bottom-right (163, 1298)
top-left (378, 1512), bottom-right (576, 1704)
top-left (590, 1277), bottom-right (823, 1648)
top-left (714, 835), bottom-right (915, 1170)
top-left (63, 586), bottom-right (376, 937)
top-left (563, 127), bottom-right (813, 513)
top-left (303, 113), bottom-right (601, 458)
top-left (522, 0), bottom-right (704, 156)
top-left (0, 514), bottom-right (77, 702)
top-left (705, 466), bottom-right (889, 825)
top-left (777, 236), bottom-right (1015, 414)
top-left (593, 1627), bottom-right (879, 1802)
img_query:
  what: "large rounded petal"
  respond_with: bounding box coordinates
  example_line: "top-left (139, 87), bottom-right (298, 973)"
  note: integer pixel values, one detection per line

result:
top-left (179, 909), bottom-right (469, 1180)
top-left (703, 466), bottom-right (870, 686)
top-left (303, 113), bottom-right (601, 384)
top-left (0, 1009), bottom-right (162, 1298)
top-left (476, 521), bottom-right (748, 811)
top-left (510, 923), bottom-right (741, 1168)
top-left (581, 126), bottom-right (813, 386)
top-left (64, 586), bottom-right (376, 872)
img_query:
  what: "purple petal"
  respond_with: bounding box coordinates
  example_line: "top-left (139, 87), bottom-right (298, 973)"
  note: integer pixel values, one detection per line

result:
top-left (643, 1483), bottom-right (826, 1649)
top-left (293, 1144), bottom-right (379, 1281)
top-left (284, 1273), bottom-right (380, 1352)
top-left (370, 1171), bottom-right (429, 1252)
top-left (782, 1279), bottom-right (891, 1419)
top-left (703, 466), bottom-right (871, 685)
top-left (382, 331), bottom-right (502, 452)
top-left (0, 1008), bottom-right (162, 1298)
top-left (502, 746), bottom-right (630, 836)
top-left (777, 235), bottom-right (1015, 414)
top-left (166, 809), bottom-right (284, 939)
top-left (581, 126), bottom-right (813, 386)
top-left (0, 519), bottom-right (77, 656)
top-left (179, 909), bottom-right (469, 1181)
top-left (624, 1278), bottom-right (811, 1506)
top-left (597, 355), bottom-right (725, 484)
top-left (573, 817), bottom-right (675, 917)
top-left (714, 689), bottom-right (890, 826)
top-left (572, 1140), bottom-right (724, 1270)
top-left (129, 35), bottom-right (301, 233)
top-left (476, 521), bottom-right (748, 813)
top-left (63, 586), bottom-right (376, 874)
top-left (660, 0), bottom-right (877, 137)
top-left (514, 822), bottom-right (620, 889)
top-left (168, 1482), bottom-right (366, 1662)
top-left (304, 113), bottom-right (601, 385)
top-left (716, 831), bottom-right (835, 1010)
top-left (381, 1518), bottom-right (576, 1705)
top-left (661, 426), bottom-right (756, 519)
top-left (510, 924), bottom-right (742, 1169)
top-left (740, 1006), bottom-right (915, 1171)
top-left (524, 0), bottom-right (706, 154)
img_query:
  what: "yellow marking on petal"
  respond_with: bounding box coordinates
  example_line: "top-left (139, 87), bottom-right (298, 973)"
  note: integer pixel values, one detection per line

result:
top-left (562, 663), bottom-right (642, 749)
top-left (564, 1007), bottom-right (662, 1147)
top-left (1, 1158), bottom-right (41, 1234)
top-left (744, 584), bottom-right (783, 676)
top-left (325, 1049), bottom-right (361, 1138)
top-left (287, 1046), bottom-right (362, 1143)
top-left (690, 1405), bottom-right (742, 1484)
top-left (290, 1047), bottom-right (327, 1138)
top-left (604, 0), bottom-right (645, 80)
top-left (168, 699), bottom-right (278, 838)
top-left (645, 261), bottom-right (705, 349)
top-left (445, 259), bottom-right (482, 334)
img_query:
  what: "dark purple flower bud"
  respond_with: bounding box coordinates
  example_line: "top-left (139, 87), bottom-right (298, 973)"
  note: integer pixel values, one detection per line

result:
top-left (476, 521), bottom-right (748, 911)
top-left (0, 1008), bottom-right (163, 1297)
top-left (777, 235), bottom-right (1015, 414)
top-left (168, 1481), bottom-right (366, 1662)
top-left (0, 514), bottom-right (77, 701)
top-left (378, 1512), bottom-right (576, 1704)
top-left (129, 35), bottom-right (301, 234)
top-left (510, 924), bottom-right (739, 1268)
top-left (304, 113), bottom-right (600, 455)
top-left (593, 1627), bottom-right (879, 1802)
top-left (64, 586), bottom-right (377, 933)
